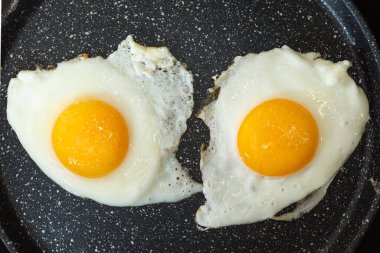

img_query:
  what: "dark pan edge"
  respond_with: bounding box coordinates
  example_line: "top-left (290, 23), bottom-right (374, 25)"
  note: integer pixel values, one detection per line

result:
top-left (350, 0), bottom-right (380, 249)
top-left (1, 0), bottom-right (380, 252)
top-left (1, 1), bottom-right (46, 251)
top-left (333, 0), bottom-right (380, 251)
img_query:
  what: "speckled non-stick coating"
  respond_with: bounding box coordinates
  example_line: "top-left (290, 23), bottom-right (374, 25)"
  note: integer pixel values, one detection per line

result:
top-left (1, 0), bottom-right (380, 252)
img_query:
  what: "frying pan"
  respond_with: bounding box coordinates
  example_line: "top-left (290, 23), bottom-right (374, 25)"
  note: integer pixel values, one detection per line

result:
top-left (1, 0), bottom-right (380, 252)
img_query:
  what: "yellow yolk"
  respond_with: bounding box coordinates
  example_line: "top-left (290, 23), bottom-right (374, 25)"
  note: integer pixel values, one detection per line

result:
top-left (52, 99), bottom-right (129, 178)
top-left (237, 99), bottom-right (318, 177)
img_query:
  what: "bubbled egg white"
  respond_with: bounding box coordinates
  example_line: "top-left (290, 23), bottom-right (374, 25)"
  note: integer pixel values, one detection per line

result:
top-left (7, 36), bottom-right (201, 206)
top-left (196, 46), bottom-right (369, 228)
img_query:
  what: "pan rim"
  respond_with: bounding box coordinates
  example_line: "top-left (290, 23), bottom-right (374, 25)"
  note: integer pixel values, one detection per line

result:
top-left (1, 0), bottom-right (380, 252)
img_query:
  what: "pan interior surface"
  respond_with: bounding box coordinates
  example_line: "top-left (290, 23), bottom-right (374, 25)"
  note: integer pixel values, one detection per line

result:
top-left (1, 0), bottom-right (380, 252)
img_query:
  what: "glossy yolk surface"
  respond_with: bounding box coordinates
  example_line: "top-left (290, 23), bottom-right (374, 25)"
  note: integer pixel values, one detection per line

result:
top-left (52, 99), bottom-right (129, 178)
top-left (237, 99), bottom-right (318, 177)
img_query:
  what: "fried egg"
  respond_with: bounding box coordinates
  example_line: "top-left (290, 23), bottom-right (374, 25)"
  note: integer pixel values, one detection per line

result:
top-left (7, 36), bottom-right (201, 206)
top-left (196, 46), bottom-right (369, 228)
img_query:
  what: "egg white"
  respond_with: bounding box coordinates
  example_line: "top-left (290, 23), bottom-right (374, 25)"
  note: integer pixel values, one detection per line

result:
top-left (7, 36), bottom-right (201, 206)
top-left (196, 46), bottom-right (369, 228)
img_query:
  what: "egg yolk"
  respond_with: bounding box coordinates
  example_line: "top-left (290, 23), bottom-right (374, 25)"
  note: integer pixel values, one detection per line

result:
top-left (52, 99), bottom-right (129, 178)
top-left (237, 99), bottom-right (318, 177)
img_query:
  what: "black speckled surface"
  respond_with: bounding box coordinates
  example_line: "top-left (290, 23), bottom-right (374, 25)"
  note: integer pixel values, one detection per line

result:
top-left (1, 0), bottom-right (380, 252)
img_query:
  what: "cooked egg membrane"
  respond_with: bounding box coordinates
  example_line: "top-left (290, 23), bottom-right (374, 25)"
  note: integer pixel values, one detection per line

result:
top-left (7, 36), bottom-right (201, 206)
top-left (196, 46), bottom-right (369, 228)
